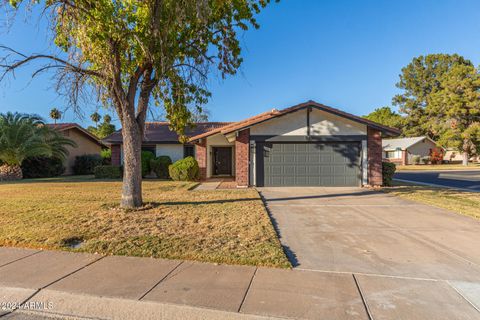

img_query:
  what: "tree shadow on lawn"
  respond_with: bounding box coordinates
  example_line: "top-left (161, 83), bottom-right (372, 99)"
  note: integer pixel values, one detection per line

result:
top-left (145, 198), bottom-right (261, 207)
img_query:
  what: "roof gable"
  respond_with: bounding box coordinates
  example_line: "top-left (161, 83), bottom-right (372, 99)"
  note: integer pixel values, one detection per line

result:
top-left (189, 100), bottom-right (400, 141)
top-left (382, 136), bottom-right (437, 151)
top-left (47, 123), bottom-right (105, 147)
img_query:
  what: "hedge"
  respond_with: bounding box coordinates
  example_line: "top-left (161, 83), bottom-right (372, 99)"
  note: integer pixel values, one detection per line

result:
top-left (169, 156), bottom-right (199, 181)
top-left (141, 151), bottom-right (155, 177)
top-left (382, 161), bottom-right (396, 187)
top-left (21, 157), bottom-right (65, 178)
top-left (73, 154), bottom-right (102, 175)
top-left (150, 156), bottom-right (172, 179)
top-left (94, 165), bottom-right (122, 179)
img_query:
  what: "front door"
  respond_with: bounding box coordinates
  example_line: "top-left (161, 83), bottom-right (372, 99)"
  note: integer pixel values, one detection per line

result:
top-left (213, 147), bottom-right (232, 175)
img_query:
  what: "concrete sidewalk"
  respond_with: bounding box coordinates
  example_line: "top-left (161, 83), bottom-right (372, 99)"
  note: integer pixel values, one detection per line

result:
top-left (1, 247), bottom-right (479, 320)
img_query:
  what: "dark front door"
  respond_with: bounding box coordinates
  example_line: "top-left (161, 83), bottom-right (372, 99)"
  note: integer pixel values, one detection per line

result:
top-left (213, 147), bottom-right (232, 175)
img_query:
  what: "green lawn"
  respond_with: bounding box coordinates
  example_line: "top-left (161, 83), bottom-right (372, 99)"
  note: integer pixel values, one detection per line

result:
top-left (396, 163), bottom-right (480, 171)
top-left (383, 181), bottom-right (480, 220)
top-left (0, 177), bottom-right (290, 268)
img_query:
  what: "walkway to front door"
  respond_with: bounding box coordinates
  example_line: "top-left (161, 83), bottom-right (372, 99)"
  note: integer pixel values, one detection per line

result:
top-left (213, 147), bottom-right (232, 176)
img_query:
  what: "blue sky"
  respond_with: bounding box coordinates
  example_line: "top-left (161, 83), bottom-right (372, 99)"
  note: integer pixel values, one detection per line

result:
top-left (1, 0), bottom-right (480, 128)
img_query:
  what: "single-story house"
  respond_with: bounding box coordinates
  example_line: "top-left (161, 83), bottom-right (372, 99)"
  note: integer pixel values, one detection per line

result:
top-left (48, 123), bottom-right (105, 174)
top-left (382, 136), bottom-right (437, 165)
top-left (104, 100), bottom-right (400, 187)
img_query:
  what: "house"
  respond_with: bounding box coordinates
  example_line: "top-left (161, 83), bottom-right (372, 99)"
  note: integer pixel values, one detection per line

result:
top-left (105, 100), bottom-right (400, 187)
top-left (48, 123), bottom-right (105, 174)
top-left (382, 136), bottom-right (438, 165)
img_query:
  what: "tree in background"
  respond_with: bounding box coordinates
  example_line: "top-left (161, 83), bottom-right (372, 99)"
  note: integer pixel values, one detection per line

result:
top-left (0, 112), bottom-right (76, 180)
top-left (363, 106), bottom-right (403, 130)
top-left (49, 108), bottom-right (62, 124)
top-left (88, 113), bottom-right (116, 139)
top-left (90, 112), bottom-right (101, 129)
top-left (393, 54), bottom-right (473, 137)
top-left (428, 64), bottom-right (480, 165)
top-left (1, 0), bottom-right (271, 208)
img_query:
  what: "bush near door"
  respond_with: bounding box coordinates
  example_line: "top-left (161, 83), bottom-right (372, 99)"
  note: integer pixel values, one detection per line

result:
top-left (169, 156), bottom-right (200, 181)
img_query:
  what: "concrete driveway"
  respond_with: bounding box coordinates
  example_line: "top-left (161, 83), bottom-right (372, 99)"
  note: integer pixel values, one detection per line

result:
top-left (259, 187), bottom-right (480, 317)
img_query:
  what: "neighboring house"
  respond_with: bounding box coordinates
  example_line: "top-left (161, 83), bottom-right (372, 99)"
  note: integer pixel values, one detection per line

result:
top-left (382, 136), bottom-right (437, 165)
top-left (105, 100), bottom-right (399, 187)
top-left (48, 123), bottom-right (105, 174)
top-left (444, 148), bottom-right (479, 163)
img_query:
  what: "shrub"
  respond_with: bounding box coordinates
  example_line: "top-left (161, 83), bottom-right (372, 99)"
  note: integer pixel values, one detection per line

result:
top-left (421, 156), bottom-right (430, 164)
top-left (411, 155), bottom-right (421, 165)
top-left (382, 161), bottom-right (396, 187)
top-left (150, 156), bottom-right (172, 179)
top-left (101, 149), bottom-right (112, 165)
top-left (94, 165), bottom-right (122, 179)
top-left (72, 154), bottom-right (102, 175)
top-left (141, 151), bottom-right (155, 177)
top-left (21, 157), bottom-right (65, 178)
top-left (430, 148), bottom-right (444, 165)
top-left (169, 156), bottom-right (199, 181)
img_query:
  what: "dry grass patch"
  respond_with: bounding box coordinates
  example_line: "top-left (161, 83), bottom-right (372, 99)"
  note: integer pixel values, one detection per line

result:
top-left (0, 177), bottom-right (290, 268)
top-left (383, 182), bottom-right (480, 220)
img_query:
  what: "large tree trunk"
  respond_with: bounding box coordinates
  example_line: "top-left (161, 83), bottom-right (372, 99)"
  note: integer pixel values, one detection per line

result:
top-left (462, 152), bottom-right (469, 166)
top-left (120, 116), bottom-right (143, 208)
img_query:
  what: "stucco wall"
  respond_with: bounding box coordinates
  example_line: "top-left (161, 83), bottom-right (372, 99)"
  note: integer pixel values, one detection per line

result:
top-left (250, 108), bottom-right (367, 136)
top-left (407, 139), bottom-right (436, 164)
top-left (63, 128), bottom-right (103, 174)
top-left (155, 144), bottom-right (184, 162)
top-left (206, 133), bottom-right (235, 178)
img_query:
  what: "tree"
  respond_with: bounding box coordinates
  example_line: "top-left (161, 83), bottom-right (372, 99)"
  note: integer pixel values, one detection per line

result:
top-left (0, 112), bottom-right (76, 180)
top-left (428, 64), bottom-right (480, 165)
top-left (393, 54), bottom-right (473, 137)
top-left (363, 106), bottom-right (403, 130)
top-left (49, 108), bottom-right (62, 124)
top-left (90, 112), bottom-right (101, 129)
top-left (103, 114), bottom-right (112, 124)
top-left (1, 0), bottom-right (271, 208)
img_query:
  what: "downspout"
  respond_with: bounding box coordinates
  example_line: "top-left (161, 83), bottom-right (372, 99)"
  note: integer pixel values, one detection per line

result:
top-left (306, 106), bottom-right (311, 141)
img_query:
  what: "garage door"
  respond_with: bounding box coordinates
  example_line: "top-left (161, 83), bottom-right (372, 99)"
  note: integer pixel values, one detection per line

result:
top-left (260, 142), bottom-right (361, 186)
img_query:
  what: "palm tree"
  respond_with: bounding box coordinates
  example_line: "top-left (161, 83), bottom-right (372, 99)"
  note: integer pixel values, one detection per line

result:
top-left (49, 108), bottom-right (62, 124)
top-left (103, 114), bottom-right (112, 124)
top-left (90, 112), bottom-right (101, 128)
top-left (0, 112), bottom-right (76, 180)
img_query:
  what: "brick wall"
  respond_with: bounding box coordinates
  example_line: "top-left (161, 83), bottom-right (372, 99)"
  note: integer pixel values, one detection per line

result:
top-left (111, 144), bottom-right (121, 166)
top-left (195, 139), bottom-right (207, 180)
top-left (367, 128), bottom-right (383, 186)
top-left (235, 129), bottom-right (250, 187)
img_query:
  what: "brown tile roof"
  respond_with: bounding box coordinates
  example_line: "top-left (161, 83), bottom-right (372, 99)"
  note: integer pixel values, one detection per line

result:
top-left (103, 122), bottom-right (232, 144)
top-left (189, 100), bottom-right (401, 141)
top-left (47, 123), bottom-right (106, 147)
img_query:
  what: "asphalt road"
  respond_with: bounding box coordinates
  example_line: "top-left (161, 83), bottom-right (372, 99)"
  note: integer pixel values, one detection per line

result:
top-left (394, 170), bottom-right (480, 192)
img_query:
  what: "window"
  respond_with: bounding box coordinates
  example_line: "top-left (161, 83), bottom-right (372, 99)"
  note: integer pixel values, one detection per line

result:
top-left (184, 145), bottom-right (195, 158)
top-left (385, 151), bottom-right (397, 159)
top-left (141, 145), bottom-right (156, 155)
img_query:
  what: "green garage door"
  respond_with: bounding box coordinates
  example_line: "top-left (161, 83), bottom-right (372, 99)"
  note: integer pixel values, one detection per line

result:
top-left (262, 142), bottom-right (361, 186)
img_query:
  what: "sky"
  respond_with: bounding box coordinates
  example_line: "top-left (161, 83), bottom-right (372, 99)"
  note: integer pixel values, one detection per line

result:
top-left (1, 0), bottom-right (480, 128)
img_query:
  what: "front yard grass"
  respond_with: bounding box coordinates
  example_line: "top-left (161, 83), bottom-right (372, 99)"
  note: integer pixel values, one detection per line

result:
top-left (383, 181), bottom-right (480, 220)
top-left (396, 163), bottom-right (480, 171)
top-left (0, 178), bottom-right (290, 268)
